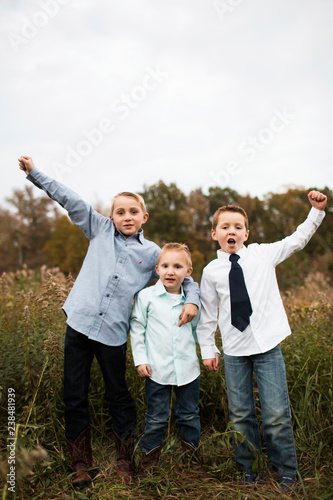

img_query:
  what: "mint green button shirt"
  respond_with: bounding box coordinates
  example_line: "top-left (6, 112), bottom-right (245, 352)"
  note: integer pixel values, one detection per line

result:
top-left (130, 279), bottom-right (201, 386)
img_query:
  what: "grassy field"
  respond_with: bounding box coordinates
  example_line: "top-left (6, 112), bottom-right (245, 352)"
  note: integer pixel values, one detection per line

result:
top-left (0, 267), bottom-right (332, 499)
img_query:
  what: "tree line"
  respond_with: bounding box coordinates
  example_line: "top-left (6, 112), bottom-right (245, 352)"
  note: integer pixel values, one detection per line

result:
top-left (1, 182), bottom-right (332, 290)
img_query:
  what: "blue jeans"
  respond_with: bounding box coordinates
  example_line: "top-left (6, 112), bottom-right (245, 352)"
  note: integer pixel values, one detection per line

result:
top-left (224, 345), bottom-right (298, 476)
top-left (64, 325), bottom-right (136, 442)
top-left (140, 377), bottom-right (201, 453)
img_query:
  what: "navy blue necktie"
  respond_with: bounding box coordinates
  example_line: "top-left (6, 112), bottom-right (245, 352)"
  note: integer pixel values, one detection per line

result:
top-left (229, 254), bottom-right (252, 332)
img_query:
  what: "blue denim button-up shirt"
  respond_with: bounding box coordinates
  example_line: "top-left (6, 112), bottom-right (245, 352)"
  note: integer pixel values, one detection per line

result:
top-left (27, 168), bottom-right (200, 346)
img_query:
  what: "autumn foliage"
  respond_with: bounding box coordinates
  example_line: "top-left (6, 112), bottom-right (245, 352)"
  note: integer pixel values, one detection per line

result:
top-left (1, 182), bottom-right (332, 290)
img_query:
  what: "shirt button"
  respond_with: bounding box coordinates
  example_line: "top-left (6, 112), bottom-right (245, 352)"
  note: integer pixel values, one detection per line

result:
top-left (106, 294), bottom-right (110, 297)
top-left (119, 260), bottom-right (123, 263)
top-left (115, 275), bottom-right (118, 279)
top-left (99, 312), bottom-right (103, 316)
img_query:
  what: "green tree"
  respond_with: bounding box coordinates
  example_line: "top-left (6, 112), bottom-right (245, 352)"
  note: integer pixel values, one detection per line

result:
top-left (140, 181), bottom-right (187, 245)
top-left (44, 215), bottom-right (89, 275)
top-left (182, 189), bottom-right (211, 254)
top-left (207, 186), bottom-right (241, 216)
top-left (0, 208), bottom-right (21, 272)
top-left (237, 194), bottom-right (266, 244)
top-left (6, 186), bottom-right (56, 269)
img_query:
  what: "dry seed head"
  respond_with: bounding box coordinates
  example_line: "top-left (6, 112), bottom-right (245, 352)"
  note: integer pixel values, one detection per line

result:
top-left (43, 330), bottom-right (62, 357)
top-left (0, 446), bottom-right (49, 481)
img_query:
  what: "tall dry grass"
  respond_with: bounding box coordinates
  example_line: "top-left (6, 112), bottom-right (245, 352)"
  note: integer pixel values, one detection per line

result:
top-left (0, 268), bottom-right (332, 499)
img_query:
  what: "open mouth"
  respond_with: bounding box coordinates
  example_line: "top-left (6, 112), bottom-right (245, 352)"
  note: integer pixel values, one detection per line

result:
top-left (228, 238), bottom-right (236, 245)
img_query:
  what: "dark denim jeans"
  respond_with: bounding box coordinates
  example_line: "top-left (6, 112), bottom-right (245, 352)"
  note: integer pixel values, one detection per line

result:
top-left (63, 325), bottom-right (136, 443)
top-left (140, 376), bottom-right (201, 453)
top-left (224, 345), bottom-right (298, 476)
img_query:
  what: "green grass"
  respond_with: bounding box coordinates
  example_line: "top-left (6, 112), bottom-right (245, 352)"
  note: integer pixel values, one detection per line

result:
top-left (0, 268), bottom-right (332, 499)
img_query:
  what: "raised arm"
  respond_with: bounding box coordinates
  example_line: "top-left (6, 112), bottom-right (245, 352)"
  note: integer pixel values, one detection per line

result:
top-left (259, 190), bottom-right (327, 267)
top-left (18, 156), bottom-right (105, 240)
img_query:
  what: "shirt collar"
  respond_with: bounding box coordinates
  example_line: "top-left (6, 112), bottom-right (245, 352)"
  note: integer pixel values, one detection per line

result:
top-left (114, 225), bottom-right (145, 244)
top-left (155, 279), bottom-right (185, 298)
top-left (217, 244), bottom-right (248, 260)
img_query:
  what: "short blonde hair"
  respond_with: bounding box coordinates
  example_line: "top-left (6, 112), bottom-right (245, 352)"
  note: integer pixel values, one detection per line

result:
top-left (110, 191), bottom-right (147, 215)
top-left (212, 205), bottom-right (249, 231)
top-left (157, 242), bottom-right (192, 268)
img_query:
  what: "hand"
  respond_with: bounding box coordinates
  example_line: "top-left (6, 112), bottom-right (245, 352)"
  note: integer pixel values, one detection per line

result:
top-left (178, 303), bottom-right (198, 327)
top-left (308, 190), bottom-right (327, 211)
top-left (137, 364), bottom-right (151, 378)
top-left (18, 155), bottom-right (35, 175)
top-left (203, 357), bottom-right (219, 372)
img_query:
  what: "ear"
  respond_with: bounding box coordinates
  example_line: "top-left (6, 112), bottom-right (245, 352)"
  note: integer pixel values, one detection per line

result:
top-left (211, 228), bottom-right (218, 241)
top-left (155, 264), bottom-right (160, 276)
top-left (142, 212), bottom-right (149, 225)
top-left (244, 229), bottom-right (249, 242)
top-left (186, 267), bottom-right (193, 277)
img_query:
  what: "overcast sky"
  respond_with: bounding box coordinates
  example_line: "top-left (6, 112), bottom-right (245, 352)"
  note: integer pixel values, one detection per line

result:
top-left (1, 0), bottom-right (332, 212)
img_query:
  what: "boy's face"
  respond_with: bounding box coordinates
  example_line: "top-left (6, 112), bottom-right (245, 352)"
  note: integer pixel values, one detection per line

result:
top-left (111, 196), bottom-right (148, 237)
top-left (156, 250), bottom-right (193, 294)
top-left (212, 211), bottom-right (249, 254)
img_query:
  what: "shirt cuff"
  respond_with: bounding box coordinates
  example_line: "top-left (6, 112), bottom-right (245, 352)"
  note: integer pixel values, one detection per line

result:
top-left (201, 345), bottom-right (216, 359)
top-left (214, 345), bottom-right (221, 356)
top-left (133, 353), bottom-right (149, 366)
top-left (307, 206), bottom-right (326, 224)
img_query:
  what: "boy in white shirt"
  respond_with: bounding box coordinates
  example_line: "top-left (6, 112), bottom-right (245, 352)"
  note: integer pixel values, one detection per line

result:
top-left (197, 190), bottom-right (327, 488)
top-left (130, 243), bottom-right (219, 476)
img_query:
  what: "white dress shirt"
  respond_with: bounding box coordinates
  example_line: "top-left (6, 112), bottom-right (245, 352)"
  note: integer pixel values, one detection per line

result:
top-left (197, 207), bottom-right (325, 357)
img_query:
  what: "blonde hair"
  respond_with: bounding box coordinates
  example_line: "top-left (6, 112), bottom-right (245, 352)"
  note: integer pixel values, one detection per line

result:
top-left (157, 242), bottom-right (192, 268)
top-left (212, 205), bottom-right (249, 231)
top-left (110, 191), bottom-right (147, 215)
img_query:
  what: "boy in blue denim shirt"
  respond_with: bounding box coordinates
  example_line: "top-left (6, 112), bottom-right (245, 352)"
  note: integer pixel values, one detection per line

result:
top-left (130, 243), bottom-right (219, 477)
top-left (197, 190), bottom-right (327, 488)
top-left (18, 156), bottom-right (199, 488)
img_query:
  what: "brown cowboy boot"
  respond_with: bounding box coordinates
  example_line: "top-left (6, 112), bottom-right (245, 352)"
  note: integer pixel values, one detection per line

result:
top-left (66, 426), bottom-right (98, 489)
top-left (138, 445), bottom-right (162, 478)
top-left (181, 440), bottom-right (209, 480)
top-left (113, 429), bottom-right (135, 483)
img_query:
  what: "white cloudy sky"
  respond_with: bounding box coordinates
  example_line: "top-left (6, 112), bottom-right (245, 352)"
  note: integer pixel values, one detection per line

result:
top-left (1, 0), bottom-right (332, 211)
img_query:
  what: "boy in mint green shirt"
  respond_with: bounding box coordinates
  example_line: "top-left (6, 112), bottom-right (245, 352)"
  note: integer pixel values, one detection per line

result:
top-left (130, 242), bottom-right (219, 476)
